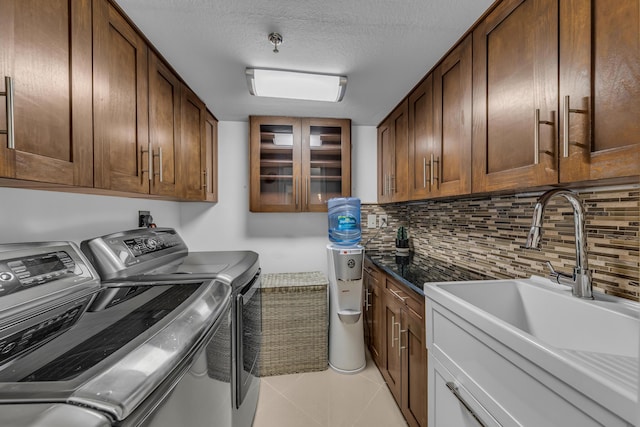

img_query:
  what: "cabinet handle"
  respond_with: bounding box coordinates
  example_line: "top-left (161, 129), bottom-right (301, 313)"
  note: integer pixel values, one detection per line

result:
top-left (430, 153), bottom-right (440, 187)
top-left (153, 147), bottom-right (163, 182)
top-left (562, 95), bottom-right (587, 158)
top-left (306, 176), bottom-right (309, 207)
top-left (389, 288), bottom-right (408, 302)
top-left (423, 157), bottom-right (427, 189)
top-left (534, 109), bottom-right (554, 164)
top-left (141, 145), bottom-right (152, 182)
top-left (295, 177), bottom-right (299, 207)
top-left (201, 168), bottom-right (210, 191)
top-left (1, 76), bottom-right (15, 149)
top-left (364, 289), bottom-right (371, 310)
top-left (391, 315), bottom-right (396, 348)
top-left (398, 322), bottom-right (406, 357)
top-left (445, 382), bottom-right (487, 427)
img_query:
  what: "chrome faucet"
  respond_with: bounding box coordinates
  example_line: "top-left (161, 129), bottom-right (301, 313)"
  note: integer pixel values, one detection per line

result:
top-left (525, 189), bottom-right (593, 299)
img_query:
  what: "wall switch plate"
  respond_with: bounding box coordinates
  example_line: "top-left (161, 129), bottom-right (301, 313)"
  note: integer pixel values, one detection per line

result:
top-left (379, 215), bottom-right (388, 227)
top-left (367, 214), bottom-right (377, 229)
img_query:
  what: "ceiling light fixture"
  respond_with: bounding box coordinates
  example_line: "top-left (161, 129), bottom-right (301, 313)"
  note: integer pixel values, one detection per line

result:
top-left (245, 68), bottom-right (348, 102)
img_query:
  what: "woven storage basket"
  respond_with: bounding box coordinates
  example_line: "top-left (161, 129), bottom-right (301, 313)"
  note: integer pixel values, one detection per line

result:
top-left (260, 272), bottom-right (328, 376)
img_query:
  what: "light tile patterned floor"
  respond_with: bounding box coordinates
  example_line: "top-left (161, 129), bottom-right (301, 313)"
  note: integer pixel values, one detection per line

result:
top-left (253, 352), bottom-right (407, 427)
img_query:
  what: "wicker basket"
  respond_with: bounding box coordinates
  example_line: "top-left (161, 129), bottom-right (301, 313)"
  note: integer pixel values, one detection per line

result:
top-left (259, 272), bottom-right (328, 376)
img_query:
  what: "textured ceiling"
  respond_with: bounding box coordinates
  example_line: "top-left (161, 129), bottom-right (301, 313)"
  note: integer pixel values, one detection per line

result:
top-left (116, 0), bottom-right (494, 125)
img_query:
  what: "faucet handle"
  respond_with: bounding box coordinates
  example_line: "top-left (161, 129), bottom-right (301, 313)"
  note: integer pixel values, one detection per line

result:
top-left (545, 261), bottom-right (574, 285)
top-left (545, 261), bottom-right (561, 282)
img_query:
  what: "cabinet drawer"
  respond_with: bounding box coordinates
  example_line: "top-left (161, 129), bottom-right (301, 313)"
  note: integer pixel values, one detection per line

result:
top-left (386, 277), bottom-right (424, 320)
top-left (428, 302), bottom-right (628, 427)
top-left (429, 355), bottom-right (500, 427)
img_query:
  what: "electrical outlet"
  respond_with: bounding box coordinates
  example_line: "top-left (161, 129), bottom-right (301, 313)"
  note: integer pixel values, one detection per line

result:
top-left (379, 215), bottom-right (388, 227)
top-left (138, 210), bottom-right (152, 227)
top-left (367, 214), bottom-right (377, 229)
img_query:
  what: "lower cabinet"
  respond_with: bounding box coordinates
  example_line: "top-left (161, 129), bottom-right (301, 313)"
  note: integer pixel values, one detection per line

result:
top-left (365, 267), bottom-right (428, 427)
top-left (363, 258), bottom-right (383, 366)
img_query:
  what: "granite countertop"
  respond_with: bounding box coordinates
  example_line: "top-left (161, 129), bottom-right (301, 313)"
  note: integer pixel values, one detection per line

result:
top-left (365, 251), bottom-right (491, 297)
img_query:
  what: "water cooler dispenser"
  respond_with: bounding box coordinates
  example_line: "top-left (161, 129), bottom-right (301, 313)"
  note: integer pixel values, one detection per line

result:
top-left (326, 198), bottom-right (365, 373)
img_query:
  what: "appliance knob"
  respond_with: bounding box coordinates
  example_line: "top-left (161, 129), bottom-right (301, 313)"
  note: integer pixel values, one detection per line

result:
top-left (0, 272), bottom-right (14, 281)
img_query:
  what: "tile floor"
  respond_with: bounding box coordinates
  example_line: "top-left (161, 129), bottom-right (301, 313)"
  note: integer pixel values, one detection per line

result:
top-left (253, 352), bottom-right (407, 427)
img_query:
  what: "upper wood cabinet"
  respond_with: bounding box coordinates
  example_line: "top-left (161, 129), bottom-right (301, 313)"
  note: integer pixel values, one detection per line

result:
top-left (249, 116), bottom-right (351, 212)
top-left (179, 85), bottom-right (207, 201)
top-left (472, 0), bottom-right (559, 193)
top-left (0, 0), bottom-right (93, 186)
top-left (203, 110), bottom-right (218, 202)
top-left (559, 0), bottom-right (640, 183)
top-left (408, 35), bottom-right (472, 201)
top-left (148, 51), bottom-right (180, 198)
top-left (378, 100), bottom-right (409, 203)
top-left (93, 0), bottom-right (150, 194)
top-left (432, 34), bottom-right (472, 198)
top-left (408, 76), bottom-right (434, 200)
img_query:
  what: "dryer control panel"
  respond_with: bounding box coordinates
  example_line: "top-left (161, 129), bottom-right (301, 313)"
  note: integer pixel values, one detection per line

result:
top-left (0, 251), bottom-right (77, 296)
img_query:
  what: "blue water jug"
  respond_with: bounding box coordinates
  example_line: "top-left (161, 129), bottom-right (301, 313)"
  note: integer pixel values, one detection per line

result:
top-left (328, 197), bottom-right (361, 246)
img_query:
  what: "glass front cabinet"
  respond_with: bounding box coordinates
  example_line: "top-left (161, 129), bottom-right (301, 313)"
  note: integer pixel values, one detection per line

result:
top-left (250, 116), bottom-right (351, 212)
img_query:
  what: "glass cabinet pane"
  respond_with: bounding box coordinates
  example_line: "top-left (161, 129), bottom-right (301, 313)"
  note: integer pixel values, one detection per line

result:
top-left (259, 124), bottom-right (294, 206)
top-left (308, 125), bottom-right (343, 207)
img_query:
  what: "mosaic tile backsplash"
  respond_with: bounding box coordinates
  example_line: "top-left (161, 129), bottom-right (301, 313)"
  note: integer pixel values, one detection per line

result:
top-left (361, 186), bottom-right (639, 302)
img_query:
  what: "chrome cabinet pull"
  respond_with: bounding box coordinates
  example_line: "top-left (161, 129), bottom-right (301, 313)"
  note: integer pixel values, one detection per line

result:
top-left (364, 289), bottom-right (371, 310)
top-left (1, 76), bottom-right (15, 149)
top-left (534, 109), bottom-right (554, 164)
top-left (389, 288), bottom-right (408, 302)
top-left (423, 157), bottom-right (427, 188)
top-left (446, 382), bottom-right (487, 427)
top-left (306, 176), bottom-right (309, 207)
top-left (141, 145), bottom-right (152, 182)
top-left (153, 147), bottom-right (163, 182)
top-left (430, 153), bottom-right (440, 187)
top-left (201, 168), bottom-right (209, 190)
top-left (398, 322), bottom-right (406, 357)
top-left (391, 315), bottom-right (396, 347)
top-left (295, 177), bottom-right (299, 207)
top-left (562, 95), bottom-right (587, 158)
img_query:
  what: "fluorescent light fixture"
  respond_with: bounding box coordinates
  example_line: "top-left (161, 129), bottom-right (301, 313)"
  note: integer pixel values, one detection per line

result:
top-left (246, 68), bottom-right (347, 102)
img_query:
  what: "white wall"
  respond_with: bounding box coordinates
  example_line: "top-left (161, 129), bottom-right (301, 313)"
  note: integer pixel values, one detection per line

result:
top-left (179, 121), bottom-right (377, 275)
top-left (0, 187), bottom-right (182, 244)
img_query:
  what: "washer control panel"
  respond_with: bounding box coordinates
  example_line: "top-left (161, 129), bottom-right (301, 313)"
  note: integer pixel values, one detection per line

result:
top-left (123, 233), bottom-right (181, 258)
top-left (0, 251), bottom-right (78, 297)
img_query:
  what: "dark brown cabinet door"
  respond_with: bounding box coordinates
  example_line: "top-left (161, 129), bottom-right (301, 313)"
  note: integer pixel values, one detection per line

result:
top-left (382, 292), bottom-right (403, 402)
top-left (472, 0), bottom-right (559, 192)
top-left (204, 110), bottom-right (218, 202)
top-left (93, 0), bottom-right (149, 194)
top-left (0, 0), bottom-right (92, 186)
top-left (408, 76), bottom-right (435, 200)
top-left (402, 305), bottom-right (428, 427)
top-left (433, 34), bottom-right (472, 198)
top-left (250, 116), bottom-right (302, 212)
top-left (148, 52), bottom-right (180, 197)
top-left (363, 260), bottom-right (383, 367)
top-left (559, 0), bottom-right (640, 182)
top-left (301, 118), bottom-right (351, 212)
top-left (179, 85), bottom-right (206, 201)
top-left (378, 100), bottom-right (409, 203)
top-left (377, 121), bottom-right (393, 203)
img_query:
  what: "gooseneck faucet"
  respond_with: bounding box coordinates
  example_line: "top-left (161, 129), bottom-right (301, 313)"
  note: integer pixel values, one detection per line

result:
top-left (525, 189), bottom-right (593, 299)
